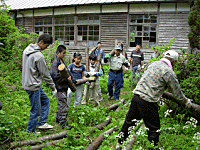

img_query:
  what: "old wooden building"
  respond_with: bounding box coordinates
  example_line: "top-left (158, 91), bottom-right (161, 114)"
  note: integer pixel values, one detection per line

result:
top-left (5, 0), bottom-right (193, 62)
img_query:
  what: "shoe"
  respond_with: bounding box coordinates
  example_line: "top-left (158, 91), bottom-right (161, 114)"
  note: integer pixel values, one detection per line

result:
top-left (115, 143), bottom-right (122, 150)
top-left (108, 96), bottom-right (113, 100)
top-left (34, 131), bottom-right (41, 134)
top-left (61, 123), bottom-right (72, 130)
top-left (38, 123), bottom-right (53, 129)
top-left (56, 118), bottom-right (59, 123)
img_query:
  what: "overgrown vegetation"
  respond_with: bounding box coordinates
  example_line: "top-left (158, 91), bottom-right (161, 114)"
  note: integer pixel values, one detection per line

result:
top-left (0, 2), bottom-right (200, 150)
top-left (188, 0), bottom-right (200, 50)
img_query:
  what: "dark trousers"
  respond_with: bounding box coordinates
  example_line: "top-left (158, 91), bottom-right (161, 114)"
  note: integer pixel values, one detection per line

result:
top-left (56, 90), bottom-right (69, 124)
top-left (107, 71), bottom-right (123, 100)
top-left (118, 94), bottom-right (160, 145)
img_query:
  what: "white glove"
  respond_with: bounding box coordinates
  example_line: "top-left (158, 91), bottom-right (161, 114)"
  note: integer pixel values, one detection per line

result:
top-left (52, 89), bottom-right (57, 98)
top-left (185, 99), bottom-right (192, 108)
top-left (87, 72), bottom-right (96, 76)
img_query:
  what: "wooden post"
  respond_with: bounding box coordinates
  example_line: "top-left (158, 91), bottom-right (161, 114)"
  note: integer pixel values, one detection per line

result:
top-left (58, 64), bottom-right (76, 92)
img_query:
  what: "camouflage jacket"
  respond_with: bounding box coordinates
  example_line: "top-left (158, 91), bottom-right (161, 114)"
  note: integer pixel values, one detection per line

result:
top-left (133, 61), bottom-right (188, 103)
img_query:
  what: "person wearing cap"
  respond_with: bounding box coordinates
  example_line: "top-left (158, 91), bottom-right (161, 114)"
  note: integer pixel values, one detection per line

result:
top-left (116, 50), bottom-right (192, 149)
top-left (90, 41), bottom-right (105, 102)
top-left (129, 44), bottom-right (144, 84)
top-left (104, 45), bottom-right (128, 101)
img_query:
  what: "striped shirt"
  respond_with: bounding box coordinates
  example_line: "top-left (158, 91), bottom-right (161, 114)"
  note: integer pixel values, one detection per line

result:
top-left (130, 50), bottom-right (144, 66)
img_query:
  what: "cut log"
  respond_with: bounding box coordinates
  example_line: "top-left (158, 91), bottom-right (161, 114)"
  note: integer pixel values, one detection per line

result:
top-left (162, 91), bottom-right (200, 120)
top-left (116, 102), bottom-right (129, 112)
top-left (10, 130), bottom-right (67, 149)
top-left (89, 53), bottom-right (102, 89)
top-left (89, 46), bottom-right (97, 56)
top-left (93, 116), bottom-right (112, 130)
top-left (107, 98), bottom-right (125, 111)
top-left (76, 77), bottom-right (96, 85)
top-left (85, 125), bottom-right (119, 150)
top-left (16, 139), bottom-right (64, 150)
top-left (125, 123), bottom-right (145, 150)
top-left (58, 64), bottom-right (76, 92)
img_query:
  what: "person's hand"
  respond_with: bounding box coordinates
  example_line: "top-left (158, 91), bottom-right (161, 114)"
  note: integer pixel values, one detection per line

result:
top-left (52, 89), bottom-right (57, 98)
top-left (68, 76), bottom-right (71, 80)
top-left (185, 99), bottom-right (192, 108)
top-left (105, 54), bottom-right (111, 59)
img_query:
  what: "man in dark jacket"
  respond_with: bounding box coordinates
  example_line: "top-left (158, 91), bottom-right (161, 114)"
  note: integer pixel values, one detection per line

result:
top-left (50, 45), bottom-right (76, 129)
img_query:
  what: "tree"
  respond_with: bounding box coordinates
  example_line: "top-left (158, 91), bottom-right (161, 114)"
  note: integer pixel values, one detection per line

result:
top-left (188, 0), bottom-right (200, 52)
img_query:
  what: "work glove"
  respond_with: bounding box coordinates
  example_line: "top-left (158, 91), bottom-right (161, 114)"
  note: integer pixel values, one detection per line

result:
top-left (185, 99), bottom-right (192, 108)
top-left (105, 54), bottom-right (111, 59)
top-left (52, 89), bottom-right (57, 98)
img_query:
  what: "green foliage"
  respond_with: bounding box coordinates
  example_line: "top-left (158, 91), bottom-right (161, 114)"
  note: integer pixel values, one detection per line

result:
top-left (174, 51), bottom-right (200, 104)
top-left (188, 0), bottom-right (200, 49)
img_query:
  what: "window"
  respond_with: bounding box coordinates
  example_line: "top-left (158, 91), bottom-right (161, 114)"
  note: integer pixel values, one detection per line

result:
top-left (34, 18), bottom-right (52, 35)
top-left (129, 15), bottom-right (157, 48)
top-left (55, 16), bottom-right (75, 45)
top-left (77, 15), bottom-right (99, 46)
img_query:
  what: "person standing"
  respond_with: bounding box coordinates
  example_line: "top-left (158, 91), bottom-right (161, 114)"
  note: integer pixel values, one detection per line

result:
top-left (50, 45), bottom-right (76, 129)
top-left (22, 33), bottom-right (57, 133)
top-left (82, 54), bottom-right (103, 106)
top-left (116, 50), bottom-right (192, 149)
top-left (105, 45), bottom-right (128, 101)
top-left (90, 42), bottom-right (105, 102)
top-left (129, 44), bottom-right (144, 84)
top-left (67, 53), bottom-right (86, 107)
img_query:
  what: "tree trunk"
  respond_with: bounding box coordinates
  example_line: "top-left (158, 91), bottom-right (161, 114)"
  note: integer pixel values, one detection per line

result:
top-left (85, 47), bottom-right (90, 72)
top-left (162, 91), bottom-right (200, 120)
top-left (89, 53), bottom-right (102, 89)
top-left (85, 125), bottom-right (119, 150)
top-left (10, 130), bottom-right (67, 149)
top-left (58, 64), bottom-right (76, 92)
top-left (93, 116), bottom-right (112, 130)
top-left (107, 99), bottom-right (125, 111)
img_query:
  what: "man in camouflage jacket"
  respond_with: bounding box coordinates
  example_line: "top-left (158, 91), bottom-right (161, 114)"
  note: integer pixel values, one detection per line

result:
top-left (116, 50), bottom-right (192, 149)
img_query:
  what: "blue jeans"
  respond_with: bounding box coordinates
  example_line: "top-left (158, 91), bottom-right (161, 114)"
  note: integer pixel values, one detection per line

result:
top-left (132, 65), bottom-right (139, 78)
top-left (26, 88), bottom-right (50, 132)
top-left (107, 71), bottom-right (123, 100)
top-left (67, 84), bottom-right (83, 107)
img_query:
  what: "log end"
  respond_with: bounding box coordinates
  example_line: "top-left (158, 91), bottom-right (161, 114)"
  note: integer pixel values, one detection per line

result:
top-left (58, 64), bottom-right (65, 71)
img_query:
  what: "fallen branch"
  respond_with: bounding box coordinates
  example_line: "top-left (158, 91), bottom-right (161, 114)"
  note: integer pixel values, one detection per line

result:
top-left (85, 125), bottom-right (119, 150)
top-left (10, 130), bottom-right (67, 149)
top-left (16, 139), bottom-right (64, 150)
top-left (107, 98), bottom-right (125, 111)
top-left (125, 123), bottom-right (145, 150)
top-left (162, 91), bottom-right (200, 120)
top-left (76, 78), bottom-right (95, 85)
top-left (93, 116), bottom-right (112, 130)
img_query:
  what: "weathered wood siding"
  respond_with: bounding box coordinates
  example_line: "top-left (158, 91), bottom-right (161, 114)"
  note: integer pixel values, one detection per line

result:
top-left (158, 12), bottom-right (190, 53)
top-left (101, 14), bottom-right (128, 48)
top-left (15, 17), bottom-right (33, 33)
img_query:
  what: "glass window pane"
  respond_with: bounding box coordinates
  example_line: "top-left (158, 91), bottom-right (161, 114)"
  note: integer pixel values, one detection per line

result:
top-left (144, 26), bottom-right (149, 31)
top-left (70, 36), bottom-right (74, 40)
top-left (150, 26), bottom-right (156, 31)
top-left (83, 35), bottom-right (87, 40)
top-left (143, 32), bottom-right (149, 36)
top-left (94, 31), bottom-right (99, 35)
top-left (94, 35), bottom-right (99, 41)
top-left (44, 18), bottom-right (52, 25)
top-left (136, 31), bottom-right (142, 36)
top-left (35, 19), bottom-right (43, 25)
top-left (94, 26), bottom-right (99, 30)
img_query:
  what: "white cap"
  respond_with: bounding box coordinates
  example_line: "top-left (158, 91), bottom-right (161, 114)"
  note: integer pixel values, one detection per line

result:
top-left (164, 50), bottom-right (179, 61)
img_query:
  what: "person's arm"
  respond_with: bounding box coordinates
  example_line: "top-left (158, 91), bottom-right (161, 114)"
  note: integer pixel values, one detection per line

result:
top-left (95, 68), bottom-right (103, 77)
top-left (141, 53), bottom-right (145, 66)
top-left (37, 57), bottom-right (55, 91)
top-left (82, 65), bottom-right (86, 79)
top-left (164, 72), bottom-right (188, 104)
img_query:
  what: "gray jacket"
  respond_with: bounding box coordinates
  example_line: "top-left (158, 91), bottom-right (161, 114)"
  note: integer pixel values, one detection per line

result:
top-left (22, 44), bottom-right (55, 91)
